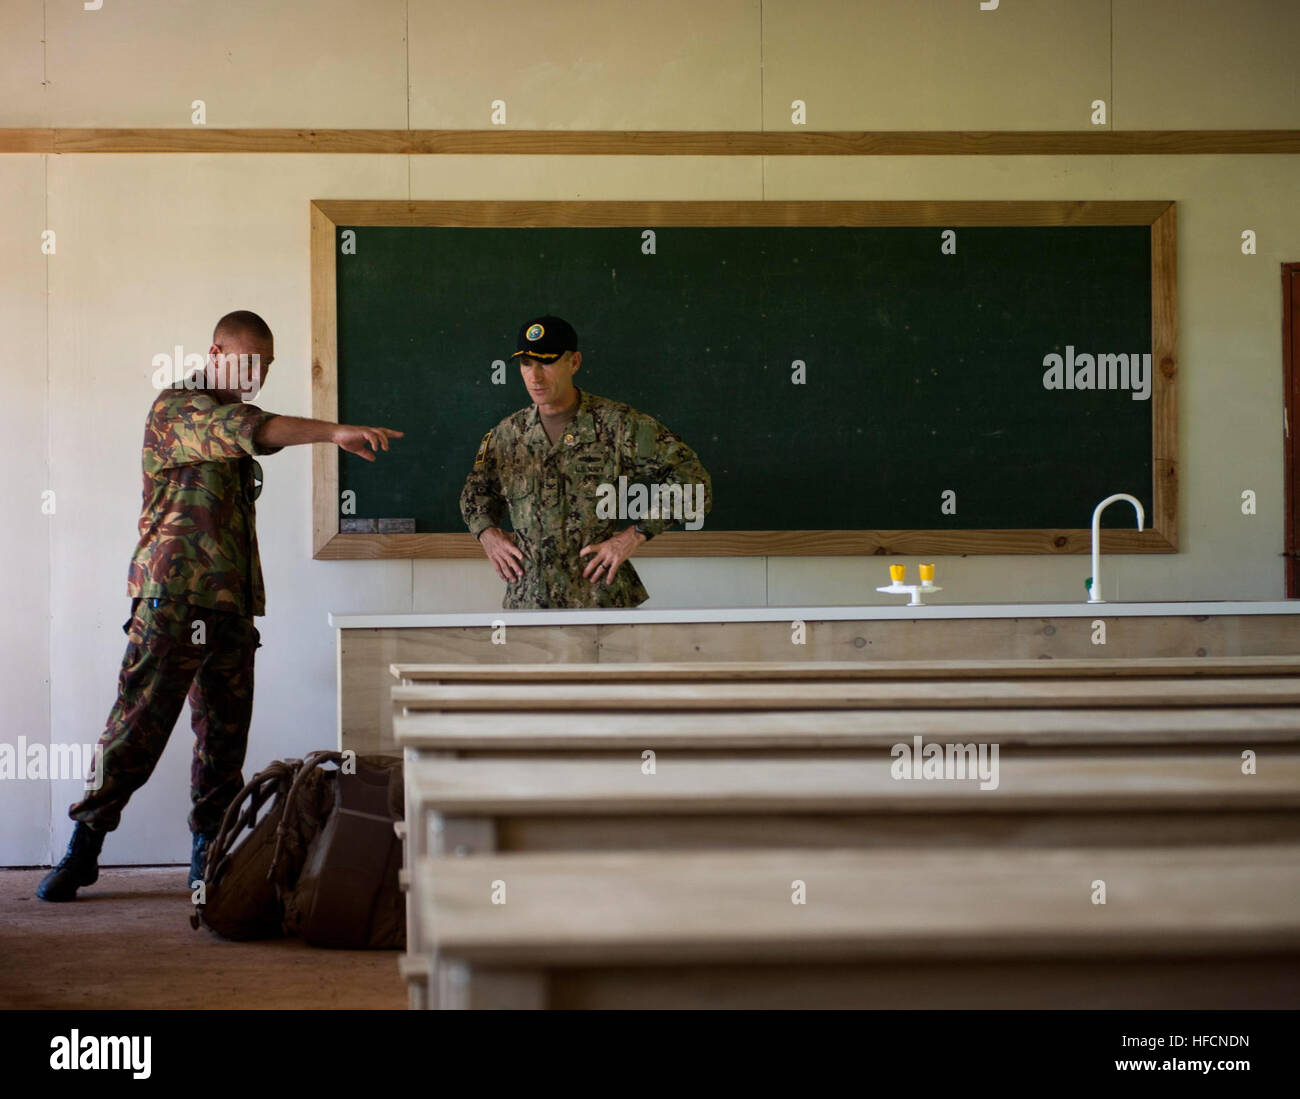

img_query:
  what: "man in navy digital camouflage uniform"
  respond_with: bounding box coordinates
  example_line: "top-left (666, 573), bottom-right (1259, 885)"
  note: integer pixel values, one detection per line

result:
top-left (462, 315), bottom-right (711, 608)
top-left (38, 311), bottom-right (402, 901)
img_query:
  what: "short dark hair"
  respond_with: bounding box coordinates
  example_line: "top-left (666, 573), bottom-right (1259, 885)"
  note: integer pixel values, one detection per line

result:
top-left (213, 310), bottom-right (273, 346)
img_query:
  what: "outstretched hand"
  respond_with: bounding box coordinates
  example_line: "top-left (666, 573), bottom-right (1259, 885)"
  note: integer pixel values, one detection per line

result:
top-left (332, 424), bottom-right (403, 461)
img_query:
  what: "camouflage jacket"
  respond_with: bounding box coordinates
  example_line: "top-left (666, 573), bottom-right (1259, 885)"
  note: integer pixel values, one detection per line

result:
top-left (126, 386), bottom-right (282, 616)
top-left (460, 388), bottom-right (712, 608)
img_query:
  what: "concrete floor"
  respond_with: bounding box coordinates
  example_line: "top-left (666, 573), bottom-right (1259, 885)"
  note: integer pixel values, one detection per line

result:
top-left (0, 867), bottom-right (406, 1009)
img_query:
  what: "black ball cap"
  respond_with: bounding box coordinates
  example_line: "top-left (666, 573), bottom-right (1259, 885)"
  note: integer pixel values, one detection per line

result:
top-left (511, 315), bottom-right (578, 361)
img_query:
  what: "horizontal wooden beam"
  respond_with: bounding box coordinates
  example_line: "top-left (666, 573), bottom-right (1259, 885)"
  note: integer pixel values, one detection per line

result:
top-left (418, 845), bottom-right (1300, 966)
top-left (406, 753), bottom-right (1300, 814)
top-left (392, 677), bottom-right (1300, 710)
top-left (390, 655), bottom-right (1300, 683)
top-left (2, 128), bottom-right (1299, 156)
top-left (313, 198), bottom-right (1172, 226)
top-left (392, 706), bottom-right (1300, 752)
top-left (315, 527), bottom-right (1176, 559)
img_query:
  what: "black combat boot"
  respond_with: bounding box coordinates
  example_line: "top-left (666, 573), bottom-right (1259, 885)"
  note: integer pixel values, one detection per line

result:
top-left (36, 822), bottom-right (104, 902)
top-left (188, 831), bottom-right (213, 888)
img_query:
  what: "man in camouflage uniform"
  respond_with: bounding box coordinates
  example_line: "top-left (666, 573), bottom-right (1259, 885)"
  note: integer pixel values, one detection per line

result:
top-left (462, 315), bottom-right (711, 608)
top-left (38, 310), bottom-right (402, 902)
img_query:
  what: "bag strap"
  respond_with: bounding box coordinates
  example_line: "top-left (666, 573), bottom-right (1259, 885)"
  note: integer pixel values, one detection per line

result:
top-left (210, 759), bottom-right (298, 882)
top-left (269, 750), bottom-right (344, 886)
top-left (190, 757), bottom-right (300, 929)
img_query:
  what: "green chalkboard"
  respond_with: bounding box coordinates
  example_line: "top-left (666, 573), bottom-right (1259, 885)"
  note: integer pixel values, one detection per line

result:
top-left (334, 222), bottom-right (1156, 537)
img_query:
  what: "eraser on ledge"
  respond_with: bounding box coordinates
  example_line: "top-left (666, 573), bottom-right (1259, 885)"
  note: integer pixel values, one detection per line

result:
top-left (377, 518), bottom-right (416, 534)
top-left (340, 518), bottom-right (377, 533)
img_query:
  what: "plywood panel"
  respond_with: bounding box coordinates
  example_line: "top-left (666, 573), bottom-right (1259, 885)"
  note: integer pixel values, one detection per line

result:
top-left (594, 615), bottom-right (1300, 663)
top-left (341, 625), bottom-right (599, 752)
top-left (409, 0), bottom-right (760, 131)
top-left (0, 155), bottom-right (51, 865)
top-left (46, 0), bottom-right (408, 127)
top-left (763, 0), bottom-right (1109, 131)
top-left (1115, 0), bottom-right (1300, 128)
top-left (0, 2), bottom-right (45, 127)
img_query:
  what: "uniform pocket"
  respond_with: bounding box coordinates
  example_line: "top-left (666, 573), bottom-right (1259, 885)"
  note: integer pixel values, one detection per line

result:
top-left (504, 470), bottom-right (536, 503)
top-left (572, 469), bottom-right (611, 503)
top-left (568, 450), bottom-right (615, 516)
top-left (503, 472), bottom-right (538, 541)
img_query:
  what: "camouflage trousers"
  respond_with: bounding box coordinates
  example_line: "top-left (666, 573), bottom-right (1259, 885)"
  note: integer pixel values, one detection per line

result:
top-left (68, 598), bottom-right (260, 837)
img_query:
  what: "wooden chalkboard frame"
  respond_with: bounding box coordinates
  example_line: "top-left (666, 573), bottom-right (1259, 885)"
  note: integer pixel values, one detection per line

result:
top-left (310, 199), bottom-right (1177, 560)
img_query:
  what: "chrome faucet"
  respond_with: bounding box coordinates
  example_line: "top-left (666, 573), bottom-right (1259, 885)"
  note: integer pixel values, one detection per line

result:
top-left (1088, 494), bottom-right (1145, 603)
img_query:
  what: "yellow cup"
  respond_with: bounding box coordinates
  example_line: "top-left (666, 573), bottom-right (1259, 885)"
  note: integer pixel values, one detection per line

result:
top-left (919, 563), bottom-right (935, 582)
top-left (889, 564), bottom-right (905, 583)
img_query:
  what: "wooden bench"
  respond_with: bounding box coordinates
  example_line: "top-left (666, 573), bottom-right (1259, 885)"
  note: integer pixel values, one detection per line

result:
top-left (394, 704), bottom-right (1300, 757)
top-left (415, 844), bottom-right (1300, 1009)
top-left (392, 662), bottom-right (1300, 1008)
top-left (392, 655), bottom-right (1300, 685)
top-left (392, 668), bottom-right (1300, 775)
top-left (397, 750), bottom-right (1300, 1004)
top-left (393, 678), bottom-right (1300, 711)
top-left (406, 751), bottom-right (1300, 859)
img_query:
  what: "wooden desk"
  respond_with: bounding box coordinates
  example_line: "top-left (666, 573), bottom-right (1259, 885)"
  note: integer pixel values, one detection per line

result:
top-left (334, 602), bottom-right (1300, 753)
top-left (416, 845), bottom-right (1300, 1009)
top-left (398, 750), bottom-right (1300, 1005)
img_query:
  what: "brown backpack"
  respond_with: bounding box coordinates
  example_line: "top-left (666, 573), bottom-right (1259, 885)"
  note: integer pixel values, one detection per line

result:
top-left (192, 751), bottom-right (405, 949)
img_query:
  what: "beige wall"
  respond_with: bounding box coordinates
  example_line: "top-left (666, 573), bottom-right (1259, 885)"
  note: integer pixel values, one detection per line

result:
top-left (2, 0), bottom-right (1298, 864)
top-left (0, 155), bottom-right (50, 863)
